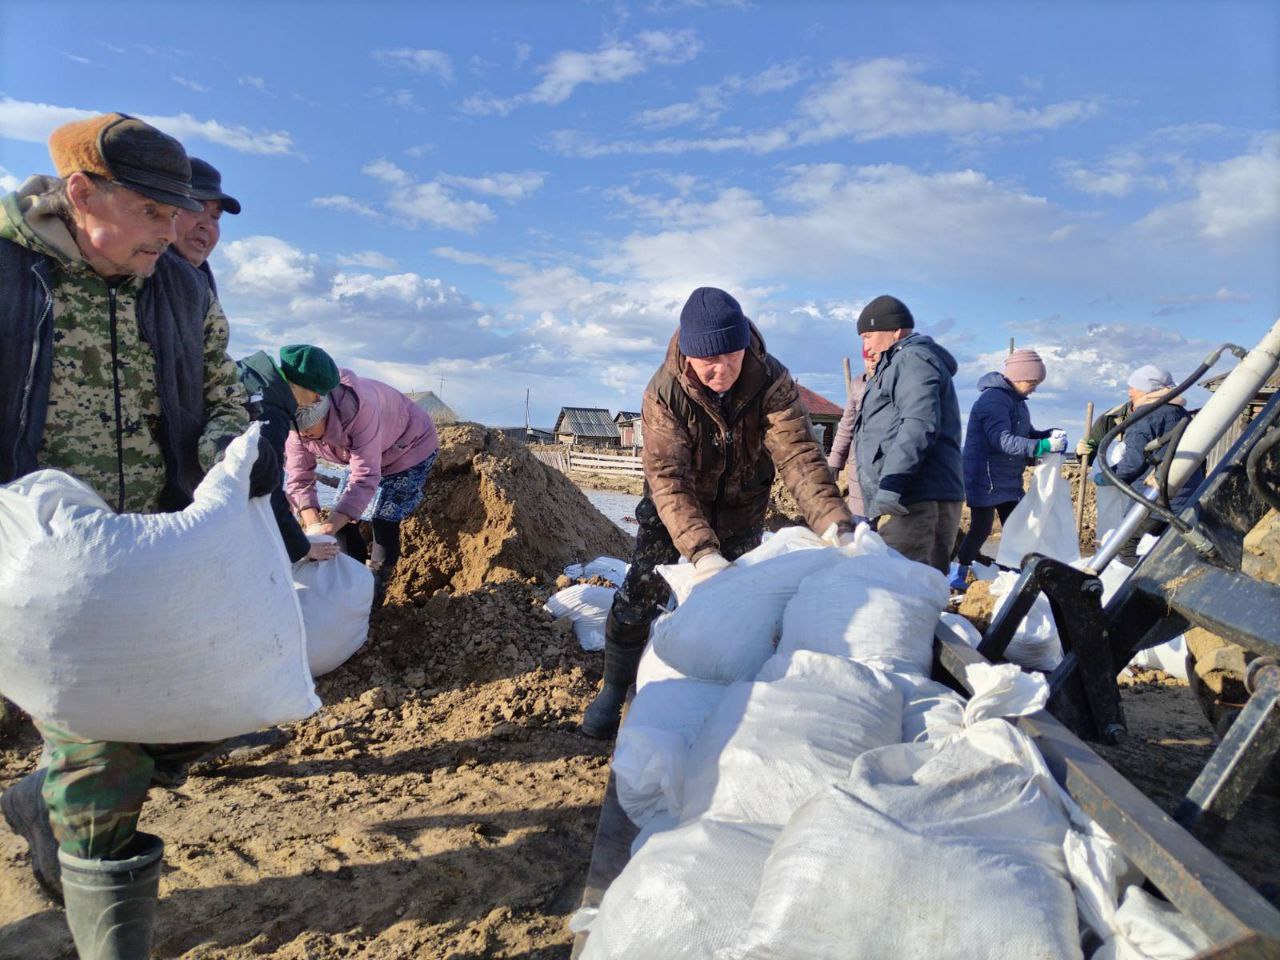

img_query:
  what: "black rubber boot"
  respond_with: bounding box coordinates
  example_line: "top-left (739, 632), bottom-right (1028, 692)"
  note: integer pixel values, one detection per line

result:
top-left (581, 612), bottom-right (650, 740)
top-left (60, 832), bottom-right (163, 960)
top-left (1, 768), bottom-right (63, 904)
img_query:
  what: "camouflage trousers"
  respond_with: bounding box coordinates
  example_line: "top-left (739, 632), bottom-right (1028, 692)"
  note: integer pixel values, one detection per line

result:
top-left (36, 721), bottom-right (211, 859)
top-left (608, 496), bottom-right (762, 644)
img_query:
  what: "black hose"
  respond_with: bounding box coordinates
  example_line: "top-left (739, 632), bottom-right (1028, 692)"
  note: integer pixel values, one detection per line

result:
top-left (1246, 424), bottom-right (1280, 513)
top-left (1155, 416), bottom-right (1190, 509)
top-left (1096, 343), bottom-right (1245, 532)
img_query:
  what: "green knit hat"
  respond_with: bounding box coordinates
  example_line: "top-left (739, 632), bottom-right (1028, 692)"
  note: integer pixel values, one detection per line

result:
top-left (278, 344), bottom-right (339, 394)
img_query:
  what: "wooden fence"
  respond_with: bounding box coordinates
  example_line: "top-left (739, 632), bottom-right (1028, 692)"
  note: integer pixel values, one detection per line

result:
top-left (531, 447), bottom-right (644, 476)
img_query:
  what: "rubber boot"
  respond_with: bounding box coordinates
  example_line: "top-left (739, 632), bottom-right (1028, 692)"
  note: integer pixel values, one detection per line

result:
top-left (1, 768), bottom-right (63, 903)
top-left (581, 612), bottom-right (649, 740)
top-left (949, 564), bottom-right (971, 592)
top-left (60, 832), bottom-right (163, 960)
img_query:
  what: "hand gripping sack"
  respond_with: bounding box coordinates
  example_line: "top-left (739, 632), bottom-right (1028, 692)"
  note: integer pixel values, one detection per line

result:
top-left (294, 551), bottom-right (374, 676)
top-left (0, 426), bottom-right (319, 742)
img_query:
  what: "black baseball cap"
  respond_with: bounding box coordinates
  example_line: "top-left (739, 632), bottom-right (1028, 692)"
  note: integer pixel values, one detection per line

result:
top-left (187, 157), bottom-right (241, 215)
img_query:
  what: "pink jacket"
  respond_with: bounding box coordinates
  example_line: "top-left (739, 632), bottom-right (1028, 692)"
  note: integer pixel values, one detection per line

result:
top-left (285, 369), bottom-right (439, 519)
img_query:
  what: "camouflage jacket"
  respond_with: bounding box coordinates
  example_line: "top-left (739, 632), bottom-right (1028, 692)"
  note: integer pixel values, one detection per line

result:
top-left (642, 324), bottom-right (853, 561)
top-left (0, 177), bottom-right (247, 513)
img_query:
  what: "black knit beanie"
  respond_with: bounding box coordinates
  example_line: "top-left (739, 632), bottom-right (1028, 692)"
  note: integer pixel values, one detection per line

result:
top-left (856, 295), bottom-right (915, 334)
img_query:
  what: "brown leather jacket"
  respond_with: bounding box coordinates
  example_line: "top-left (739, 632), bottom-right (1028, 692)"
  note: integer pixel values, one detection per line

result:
top-left (642, 325), bottom-right (853, 561)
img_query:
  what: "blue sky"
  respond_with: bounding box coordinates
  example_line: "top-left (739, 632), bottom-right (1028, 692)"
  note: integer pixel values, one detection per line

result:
top-left (2, 1), bottom-right (1277, 434)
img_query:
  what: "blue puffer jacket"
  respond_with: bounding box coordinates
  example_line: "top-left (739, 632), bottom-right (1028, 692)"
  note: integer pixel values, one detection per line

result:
top-left (854, 333), bottom-right (964, 507)
top-left (962, 372), bottom-right (1052, 508)
top-left (1112, 401), bottom-right (1204, 512)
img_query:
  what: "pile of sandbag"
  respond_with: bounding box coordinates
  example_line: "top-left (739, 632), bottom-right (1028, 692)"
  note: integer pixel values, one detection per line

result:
top-left (580, 523), bottom-right (1210, 960)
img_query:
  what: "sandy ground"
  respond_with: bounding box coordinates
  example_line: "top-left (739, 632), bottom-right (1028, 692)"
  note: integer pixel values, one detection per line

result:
top-left (1, 438), bottom-right (1274, 958)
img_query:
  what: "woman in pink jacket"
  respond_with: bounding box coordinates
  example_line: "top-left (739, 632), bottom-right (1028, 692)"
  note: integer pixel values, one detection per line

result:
top-left (281, 345), bottom-right (439, 604)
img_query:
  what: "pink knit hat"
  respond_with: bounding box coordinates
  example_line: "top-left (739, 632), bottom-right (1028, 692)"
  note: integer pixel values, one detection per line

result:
top-left (1004, 348), bottom-right (1046, 383)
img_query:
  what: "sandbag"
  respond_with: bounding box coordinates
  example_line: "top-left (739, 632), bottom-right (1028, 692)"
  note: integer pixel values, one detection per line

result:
top-left (545, 583), bottom-right (616, 651)
top-left (777, 548), bottom-right (948, 675)
top-left (0, 426), bottom-right (319, 743)
top-left (889, 672), bottom-right (966, 744)
top-left (682, 651), bottom-right (902, 825)
top-left (997, 453), bottom-right (1081, 568)
top-left (725, 719), bottom-right (1080, 960)
top-left (635, 642), bottom-right (686, 692)
top-left (563, 556), bottom-right (629, 585)
top-left (614, 676), bottom-right (727, 827)
top-left (294, 550), bottom-right (374, 676)
top-left (580, 818), bottom-right (778, 960)
top-left (657, 525), bottom-right (826, 608)
top-left (652, 547), bottom-right (839, 682)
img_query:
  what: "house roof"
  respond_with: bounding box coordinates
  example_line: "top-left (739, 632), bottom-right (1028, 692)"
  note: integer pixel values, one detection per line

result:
top-left (1201, 370), bottom-right (1280, 394)
top-left (614, 410), bottom-right (641, 423)
top-left (554, 406), bottom-right (620, 439)
top-left (795, 383), bottom-right (843, 418)
top-left (405, 390), bottom-right (459, 424)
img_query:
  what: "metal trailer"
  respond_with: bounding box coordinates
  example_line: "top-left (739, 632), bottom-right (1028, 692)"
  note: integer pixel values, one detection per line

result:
top-left (572, 622), bottom-right (1280, 958)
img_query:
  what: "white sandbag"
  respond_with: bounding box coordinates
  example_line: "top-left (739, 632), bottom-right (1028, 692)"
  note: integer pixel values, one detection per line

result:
top-left (987, 570), bottom-right (1063, 671)
top-left (635, 642), bottom-right (687, 692)
top-left (294, 548), bottom-right (374, 676)
top-left (614, 676), bottom-right (727, 827)
top-left (997, 453), bottom-right (1081, 568)
top-left (682, 651), bottom-right (902, 825)
top-left (658, 525), bottom-right (828, 608)
top-left (725, 719), bottom-right (1079, 960)
top-left (630, 810), bottom-right (680, 858)
top-left (888, 672), bottom-right (966, 744)
top-left (939, 611), bottom-right (983, 648)
top-left (1127, 635), bottom-right (1189, 680)
top-left (581, 818), bottom-right (778, 960)
top-left (1095, 484), bottom-right (1129, 547)
top-left (777, 551), bottom-right (948, 675)
top-left (545, 583), bottom-right (616, 652)
top-left (652, 548), bottom-right (839, 682)
top-left (0, 426), bottom-right (318, 743)
top-left (563, 556), bottom-right (629, 585)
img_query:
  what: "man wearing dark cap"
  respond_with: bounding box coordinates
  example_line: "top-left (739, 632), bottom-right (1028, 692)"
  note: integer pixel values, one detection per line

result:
top-left (0, 114), bottom-right (274, 959)
top-left (852, 294), bottom-right (964, 573)
top-left (581, 286), bottom-right (854, 738)
top-left (171, 156), bottom-right (240, 293)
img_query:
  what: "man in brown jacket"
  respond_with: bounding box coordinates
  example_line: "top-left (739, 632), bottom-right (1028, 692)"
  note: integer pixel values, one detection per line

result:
top-left (581, 287), bottom-right (855, 738)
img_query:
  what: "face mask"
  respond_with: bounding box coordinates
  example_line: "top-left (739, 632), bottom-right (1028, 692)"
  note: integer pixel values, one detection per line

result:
top-left (294, 394), bottom-right (330, 431)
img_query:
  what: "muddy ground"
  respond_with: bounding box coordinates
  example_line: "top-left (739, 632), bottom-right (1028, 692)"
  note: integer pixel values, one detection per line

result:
top-left (1, 438), bottom-right (1275, 958)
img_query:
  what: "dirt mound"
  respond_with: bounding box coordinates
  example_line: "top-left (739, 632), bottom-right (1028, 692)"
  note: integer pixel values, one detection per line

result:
top-left (391, 425), bottom-right (634, 601)
top-left (956, 579), bottom-right (999, 633)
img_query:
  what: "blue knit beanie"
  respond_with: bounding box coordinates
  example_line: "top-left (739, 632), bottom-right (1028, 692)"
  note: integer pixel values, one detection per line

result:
top-left (679, 287), bottom-right (751, 358)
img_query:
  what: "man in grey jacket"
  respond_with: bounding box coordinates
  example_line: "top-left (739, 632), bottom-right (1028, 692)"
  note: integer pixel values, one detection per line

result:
top-left (852, 295), bottom-right (964, 572)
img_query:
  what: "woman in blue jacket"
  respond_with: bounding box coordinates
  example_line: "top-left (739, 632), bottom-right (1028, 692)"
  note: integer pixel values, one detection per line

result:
top-left (951, 349), bottom-right (1065, 589)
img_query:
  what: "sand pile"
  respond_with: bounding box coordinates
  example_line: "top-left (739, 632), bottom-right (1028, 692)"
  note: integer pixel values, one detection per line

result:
top-left (390, 425), bottom-right (634, 601)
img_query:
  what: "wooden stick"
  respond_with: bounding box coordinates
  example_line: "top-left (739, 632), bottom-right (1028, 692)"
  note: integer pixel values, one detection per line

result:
top-left (843, 356), bottom-right (853, 402)
top-left (1075, 401), bottom-right (1095, 538)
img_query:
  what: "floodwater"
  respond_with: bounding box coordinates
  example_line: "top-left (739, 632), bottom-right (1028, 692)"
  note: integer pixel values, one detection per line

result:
top-left (582, 488), bottom-right (641, 536)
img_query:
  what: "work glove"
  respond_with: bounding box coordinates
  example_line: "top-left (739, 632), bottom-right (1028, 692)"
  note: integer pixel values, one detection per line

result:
top-left (871, 490), bottom-right (909, 518)
top-left (248, 437), bottom-right (280, 498)
top-left (1049, 429), bottom-right (1068, 453)
top-left (689, 551), bottom-right (731, 588)
top-left (1075, 439), bottom-right (1091, 458)
top-left (819, 522), bottom-right (858, 548)
top-left (1034, 433), bottom-right (1068, 457)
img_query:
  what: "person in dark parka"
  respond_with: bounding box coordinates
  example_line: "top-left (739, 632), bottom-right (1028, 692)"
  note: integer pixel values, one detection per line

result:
top-left (952, 349), bottom-right (1065, 588)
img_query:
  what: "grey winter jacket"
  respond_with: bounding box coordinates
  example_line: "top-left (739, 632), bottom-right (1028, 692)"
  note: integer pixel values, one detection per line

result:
top-left (853, 333), bottom-right (964, 507)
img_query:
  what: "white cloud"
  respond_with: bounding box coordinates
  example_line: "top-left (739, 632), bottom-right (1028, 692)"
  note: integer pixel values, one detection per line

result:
top-left (63, 52), bottom-right (94, 66)
top-left (0, 97), bottom-right (295, 155)
top-left (631, 62), bottom-right (804, 130)
top-left (311, 195), bottom-right (380, 218)
top-left (438, 171), bottom-right (547, 200)
top-left (336, 251), bottom-right (399, 270)
top-left (1136, 134), bottom-right (1280, 243)
top-left (172, 75), bottom-right (209, 93)
top-left (795, 58), bottom-right (1098, 144)
top-left (461, 30), bottom-right (701, 115)
top-left (238, 75), bottom-right (268, 91)
top-left (356, 160), bottom-right (498, 232)
top-left (361, 158), bottom-right (414, 188)
top-left (0, 165), bottom-right (19, 192)
top-left (219, 236), bottom-right (319, 297)
top-left (374, 48), bottom-right (454, 83)
top-left (372, 87), bottom-right (422, 111)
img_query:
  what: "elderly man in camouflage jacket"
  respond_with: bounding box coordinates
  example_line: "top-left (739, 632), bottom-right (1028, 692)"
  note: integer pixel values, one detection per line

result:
top-left (581, 287), bottom-right (855, 738)
top-left (0, 114), bottom-right (268, 959)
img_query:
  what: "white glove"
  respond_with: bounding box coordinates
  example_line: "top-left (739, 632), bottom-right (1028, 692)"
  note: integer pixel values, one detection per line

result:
top-left (689, 551), bottom-right (731, 588)
top-left (819, 522), bottom-right (858, 548)
top-left (1048, 430), bottom-right (1068, 454)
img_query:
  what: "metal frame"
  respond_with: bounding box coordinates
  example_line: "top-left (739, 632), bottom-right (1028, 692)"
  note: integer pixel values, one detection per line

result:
top-left (571, 630), bottom-right (1280, 958)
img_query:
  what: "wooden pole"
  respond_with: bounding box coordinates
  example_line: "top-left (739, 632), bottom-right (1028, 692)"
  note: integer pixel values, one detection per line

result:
top-left (842, 356), bottom-right (854, 402)
top-left (1075, 401), bottom-right (1094, 540)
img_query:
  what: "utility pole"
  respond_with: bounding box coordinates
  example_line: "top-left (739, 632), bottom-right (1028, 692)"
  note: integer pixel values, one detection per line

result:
top-left (438, 375), bottom-right (446, 397)
top-left (1008, 337), bottom-right (1016, 355)
top-left (525, 388), bottom-right (531, 437)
